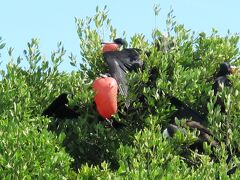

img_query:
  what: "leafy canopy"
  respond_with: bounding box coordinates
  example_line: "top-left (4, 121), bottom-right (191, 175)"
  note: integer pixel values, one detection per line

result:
top-left (0, 6), bottom-right (240, 179)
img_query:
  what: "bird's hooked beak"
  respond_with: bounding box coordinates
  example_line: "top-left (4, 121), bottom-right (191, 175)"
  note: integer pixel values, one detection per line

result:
top-left (101, 42), bottom-right (121, 47)
top-left (230, 65), bottom-right (240, 74)
top-left (101, 42), bottom-right (115, 45)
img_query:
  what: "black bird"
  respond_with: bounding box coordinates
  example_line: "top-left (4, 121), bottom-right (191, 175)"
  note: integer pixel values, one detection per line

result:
top-left (42, 93), bottom-right (80, 119)
top-left (215, 62), bottom-right (236, 78)
top-left (167, 95), bottom-right (206, 124)
top-left (163, 121), bottom-right (240, 176)
top-left (227, 165), bottom-right (239, 176)
top-left (213, 62), bottom-right (234, 95)
top-left (163, 120), bottom-right (219, 151)
top-left (102, 38), bottom-right (143, 97)
top-left (213, 62), bottom-right (239, 113)
top-left (144, 65), bottom-right (206, 124)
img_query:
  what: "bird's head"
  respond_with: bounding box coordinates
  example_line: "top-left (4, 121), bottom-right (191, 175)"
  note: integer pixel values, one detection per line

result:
top-left (163, 124), bottom-right (186, 138)
top-left (113, 38), bottom-right (128, 48)
top-left (101, 38), bottom-right (127, 53)
top-left (216, 62), bottom-right (240, 77)
top-left (57, 93), bottom-right (69, 105)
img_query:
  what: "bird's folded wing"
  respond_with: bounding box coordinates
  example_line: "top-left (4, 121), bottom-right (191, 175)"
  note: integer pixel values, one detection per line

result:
top-left (104, 55), bottom-right (128, 96)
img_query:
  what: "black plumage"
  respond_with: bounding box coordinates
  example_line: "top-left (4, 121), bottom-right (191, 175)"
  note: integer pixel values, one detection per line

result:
top-left (42, 93), bottom-right (80, 119)
top-left (98, 38), bottom-right (143, 129)
top-left (212, 62), bottom-right (237, 113)
top-left (227, 166), bottom-right (238, 176)
top-left (213, 62), bottom-right (233, 95)
top-left (113, 38), bottom-right (128, 48)
top-left (215, 62), bottom-right (233, 77)
top-left (167, 95), bottom-right (206, 124)
top-left (164, 121), bottom-right (240, 176)
top-left (103, 43), bottom-right (143, 96)
top-left (164, 120), bottom-right (219, 151)
top-left (138, 67), bottom-right (206, 124)
top-left (143, 64), bottom-right (206, 123)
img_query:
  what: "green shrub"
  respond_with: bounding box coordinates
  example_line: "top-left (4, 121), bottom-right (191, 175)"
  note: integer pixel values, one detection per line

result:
top-left (0, 6), bottom-right (239, 179)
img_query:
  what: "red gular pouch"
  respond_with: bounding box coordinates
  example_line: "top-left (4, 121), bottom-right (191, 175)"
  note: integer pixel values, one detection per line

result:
top-left (93, 77), bottom-right (118, 119)
top-left (102, 43), bottom-right (119, 53)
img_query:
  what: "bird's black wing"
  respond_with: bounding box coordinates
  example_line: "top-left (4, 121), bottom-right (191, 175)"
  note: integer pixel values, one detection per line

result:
top-left (185, 120), bottom-right (219, 149)
top-left (168, 96), bottom-right (205, 124)
top-left (186, 120), bottom-right (212, 136)
top-left (103, 49), bottom-right (143, 97)
top-left (42, 93), bottom-right (68, 117)
top-left (103, 52), bottom-right (128, 96)
top-left (120, 48), bottom-right (143, 71)
top-left (56, 105), bottom-right (80, 119)
top-left (42, 93), bottom-right (80, 119)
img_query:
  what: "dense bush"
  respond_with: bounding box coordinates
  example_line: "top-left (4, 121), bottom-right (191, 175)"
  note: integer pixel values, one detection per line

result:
top-left (0, 7), bottom-right (240, 179)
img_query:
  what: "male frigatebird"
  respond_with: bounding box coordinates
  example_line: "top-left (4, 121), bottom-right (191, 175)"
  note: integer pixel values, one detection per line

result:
top-left (102, 38), bottom-right (144, 97)
top-left (93, 75), bottom-right (127, 129)
top-left (95, 38), bottom-right (144, 128)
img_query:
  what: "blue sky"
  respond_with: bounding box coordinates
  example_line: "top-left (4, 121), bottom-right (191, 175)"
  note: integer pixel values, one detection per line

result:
top-left (0, 0), bottom-right (239, 71)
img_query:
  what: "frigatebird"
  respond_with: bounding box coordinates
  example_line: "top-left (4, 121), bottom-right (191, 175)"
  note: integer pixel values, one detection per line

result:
top-left (102, 38), bottom-right (144, 97)
top-left (213, 62), bottom-right (234, 95)
top-left (163, 120), bottom-right (219, 152)
top-left (92, 74), bottom-right (127, 129)
top-left (213, 62), bottom-right (239, 113)
top-left (167, 95), bottom-right (206, 124)
top-left (163, 120), bottom-right (240, 176)
top-left (164, 62), bottom-right (238, 120)
top-left (42, 93), bottom-right (80, 119)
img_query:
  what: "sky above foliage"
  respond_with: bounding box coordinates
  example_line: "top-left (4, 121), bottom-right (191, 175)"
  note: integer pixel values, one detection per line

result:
top-left (0, 0), bottom-right (239, 71)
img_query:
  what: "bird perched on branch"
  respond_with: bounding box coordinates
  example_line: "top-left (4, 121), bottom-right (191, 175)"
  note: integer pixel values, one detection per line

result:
top-left (101, 38), bottom-right (143, 97)
top-left (163, 120), bottom-right (219, 152)
top-left (167, 95), bottom-right (206, 124)
top-left (213, 62), bottom-right (239, 113)
top-left (42, 93), bottom-right (80, 119)
top-left (91, 38), bottom-right (144, 128)
top-left (42, 93), bottom-right (80, 131)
